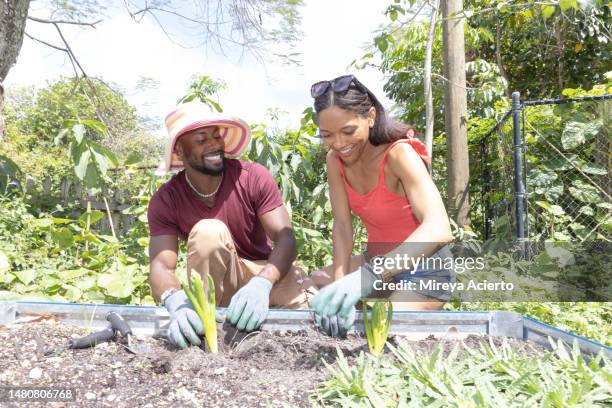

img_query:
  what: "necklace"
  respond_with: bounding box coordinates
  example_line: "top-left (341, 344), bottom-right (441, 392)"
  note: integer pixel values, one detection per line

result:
top-left (185, 172), bottom-right (223, 199)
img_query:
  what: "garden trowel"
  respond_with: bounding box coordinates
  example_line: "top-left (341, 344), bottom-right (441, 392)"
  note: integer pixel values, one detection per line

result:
top-left (106, 312), bottom-right (151, 355)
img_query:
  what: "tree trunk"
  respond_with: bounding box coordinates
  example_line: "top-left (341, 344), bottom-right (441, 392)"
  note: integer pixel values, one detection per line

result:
top-left (442, 0), bottom-right (470, 227)
top-left (424, 0), bottom-right (439, 173)
top-left (0, 84), bottom-right (4, 141)
top-left (554, 16), bottom-right (565, 94)
top-left (0, 0), bottom-right (30, 140)
top-left (495, 18), bottom-right (511, 98)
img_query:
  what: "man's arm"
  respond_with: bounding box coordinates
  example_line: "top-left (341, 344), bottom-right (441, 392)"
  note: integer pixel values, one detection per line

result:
top-left (149, 234), bottom-right (180, 302)
top-left (257, 205), bottom-right (296, 284)
top-left (150, 234), bottom-right (206, 348)
top-left (225, 204), bottom-right (295, 332)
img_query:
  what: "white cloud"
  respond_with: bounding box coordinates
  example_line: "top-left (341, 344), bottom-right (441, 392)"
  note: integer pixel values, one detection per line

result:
top-left (5, 0), bottom-right (393, 135)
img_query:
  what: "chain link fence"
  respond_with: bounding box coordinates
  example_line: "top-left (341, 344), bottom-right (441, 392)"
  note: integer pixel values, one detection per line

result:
top-left (475, 93), bottom-right (611, 252)
top-left (522, 96), bottom-right (611, 250)
top-left (475, 110), bottom-right (516, 243)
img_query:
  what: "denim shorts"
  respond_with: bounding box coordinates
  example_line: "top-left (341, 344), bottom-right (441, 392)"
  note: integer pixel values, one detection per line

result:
top-left (369, 246), bottom-right (455, 302)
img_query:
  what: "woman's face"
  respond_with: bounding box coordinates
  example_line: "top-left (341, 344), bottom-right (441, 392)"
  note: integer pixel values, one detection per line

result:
top-left (318, 105), bottom-right (375, 166)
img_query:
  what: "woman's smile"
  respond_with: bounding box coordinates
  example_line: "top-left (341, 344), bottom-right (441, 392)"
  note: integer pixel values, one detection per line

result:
top-left (336, 144), bottom-right (356, 157)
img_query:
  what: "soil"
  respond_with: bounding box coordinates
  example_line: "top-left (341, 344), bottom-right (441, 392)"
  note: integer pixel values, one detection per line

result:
top-left (0, 317), bottom-right (546, 407)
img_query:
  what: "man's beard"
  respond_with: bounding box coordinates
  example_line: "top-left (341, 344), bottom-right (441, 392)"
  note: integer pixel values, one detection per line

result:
top-left (188, 155), bottom-right (224, 175)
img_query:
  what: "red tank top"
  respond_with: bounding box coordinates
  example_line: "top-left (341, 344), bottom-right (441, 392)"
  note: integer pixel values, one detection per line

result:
top-left (337, 138), bottom-right (430, 256)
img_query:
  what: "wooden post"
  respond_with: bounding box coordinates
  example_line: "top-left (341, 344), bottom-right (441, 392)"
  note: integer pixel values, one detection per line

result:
top-left (442, 0), bottom-right (471, 227)
top-left (424, 0), bottom-right (440, 173)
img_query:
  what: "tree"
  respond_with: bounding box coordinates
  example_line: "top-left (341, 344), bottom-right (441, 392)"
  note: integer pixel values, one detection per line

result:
top-left (465, 0), bottom-right (611, 99)
top-left (9, 77), bottom-right (140, 154)
top-left (0, 0), bottom-right (304, 139)
top-left (369, 2), bottom-right (507, 132)
top-left (424, 0), bottom-right (440, 168)
top-left (357, 0), bottom-right (607, 230)
top-left (442, 0), bottom-right (471, 227)
top-left (0, 0), bottom-right (30, 140)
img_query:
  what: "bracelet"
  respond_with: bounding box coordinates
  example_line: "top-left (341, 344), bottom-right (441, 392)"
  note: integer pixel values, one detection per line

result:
top-left (160, 287), bottom-right (180, 306)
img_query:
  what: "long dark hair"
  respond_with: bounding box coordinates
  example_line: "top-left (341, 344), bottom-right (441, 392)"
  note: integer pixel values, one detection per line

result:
top-left (313, 80), bottom-right (418, 146)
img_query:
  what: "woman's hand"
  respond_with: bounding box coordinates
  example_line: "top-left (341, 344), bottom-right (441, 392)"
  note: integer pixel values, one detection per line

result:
top-left (315, 307), bottom-right (356, 338)
top-left (310, 265), bottom-right (378, 322)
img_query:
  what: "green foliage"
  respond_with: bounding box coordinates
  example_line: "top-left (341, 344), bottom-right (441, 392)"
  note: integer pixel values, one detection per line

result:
top-left (0, 194), bottom-right (153, 305)
top-left (177, 75), bottom-right (226, 112)
top-left (464, 0), bottom-right (611, 98)
top-left (9, 77), bottom-right (139, 148)
top-left (2, 79), bottom-right (158, 211)
top-left (0, 130), bottom-right (73, 209)
top-left (182, 272), bottom-right (218, 353)
top-left (245, 107), bottom-right (334, 270)
top-left (362, 300), bottom-right (393, 356)
top-left (522, 81), bottom-right (611, 242)
top-left (452, 301), bottom-right (612, 347)
top-left (54, 120), bottom-right (118, 191)
top-left (49, 0), bottom-right (106, 21)
top-left (362, 1), bottom-right (509, 132)
top-left (315, 349), bottom-right (392, 406)
top-left (0, 154), bottom-right (22, 194)
top-left (315, 337), bottom-right (612, 406)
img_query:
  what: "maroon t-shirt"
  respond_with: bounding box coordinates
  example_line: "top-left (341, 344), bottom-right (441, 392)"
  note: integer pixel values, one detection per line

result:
top-left (147, 159), bottom-right (284, 260)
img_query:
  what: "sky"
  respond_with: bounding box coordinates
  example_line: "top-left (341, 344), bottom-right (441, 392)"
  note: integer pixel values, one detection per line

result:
top-left (5, 0), bottom-right (395, 135)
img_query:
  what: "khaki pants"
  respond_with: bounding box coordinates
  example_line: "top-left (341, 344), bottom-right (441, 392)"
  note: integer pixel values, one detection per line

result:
top-left (186, 219), bottom-right (317, 309)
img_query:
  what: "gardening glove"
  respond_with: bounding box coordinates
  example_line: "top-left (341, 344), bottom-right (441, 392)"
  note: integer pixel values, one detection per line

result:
top-left (164, 289), bottom-right (205, 349)
top-left (315, 306), bottom-right (356, 338)
top-left (310, 265), bottom-right (378, 326)
top-left (226, 276), bottom-right (273, 332)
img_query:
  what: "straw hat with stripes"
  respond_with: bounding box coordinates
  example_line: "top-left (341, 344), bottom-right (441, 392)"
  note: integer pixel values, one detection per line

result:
top-left (156, 102), bottom-right (252, 175)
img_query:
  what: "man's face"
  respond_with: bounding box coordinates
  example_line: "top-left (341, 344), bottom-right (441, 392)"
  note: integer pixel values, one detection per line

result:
top-left (175, 126), bottom-right (225, 175)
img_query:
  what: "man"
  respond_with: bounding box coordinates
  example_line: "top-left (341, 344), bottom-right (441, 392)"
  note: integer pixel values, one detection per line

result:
top-left (148, 102), bottom-right (314, 349)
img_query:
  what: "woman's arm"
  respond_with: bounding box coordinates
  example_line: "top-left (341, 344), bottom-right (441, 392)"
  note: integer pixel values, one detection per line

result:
top-left (326, 150), bottom-right (354, 280)
top-left (310, 142), bottom-right (454, 321)
top-left (377, 142), bottom-right (453, 279)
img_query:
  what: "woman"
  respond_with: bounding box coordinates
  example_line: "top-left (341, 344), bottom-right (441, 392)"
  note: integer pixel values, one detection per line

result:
top-left (308, 75), bottom-right (454, 337)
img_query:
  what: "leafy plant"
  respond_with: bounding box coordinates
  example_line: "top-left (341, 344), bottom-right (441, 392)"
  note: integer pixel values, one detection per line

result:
top-left (177, 74), bottom-right (226, 112)
top-left (315, 337), bottom-right (612, 406)
top-left (8, 77), bottom-right (140, 151)
top-left (0, 154), bottom-right (22, 195)
top-left (451, 301), bottom-right (612, 347)
top-left (55, 120), bottom-right (118, 191)
top-left (362, 300), bottom-right (393, 356)
top-left (182, 271), bottom-right (218, 353)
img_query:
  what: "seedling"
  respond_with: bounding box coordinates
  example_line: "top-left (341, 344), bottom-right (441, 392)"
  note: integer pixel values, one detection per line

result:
top-left (362, 300), bottom-right (393, 355)
top-left (182, 270), bottom-right (218, 353)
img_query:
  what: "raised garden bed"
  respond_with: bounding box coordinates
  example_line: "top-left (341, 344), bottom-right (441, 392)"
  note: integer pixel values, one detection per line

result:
top-left (0, 318), bottom-right (550, 407)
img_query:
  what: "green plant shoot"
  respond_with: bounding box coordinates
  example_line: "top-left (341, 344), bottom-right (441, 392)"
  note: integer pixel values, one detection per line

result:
top-left (363, 300), bottom-right (393, 355)
top-left (182, 270), bottom-right (218, 353)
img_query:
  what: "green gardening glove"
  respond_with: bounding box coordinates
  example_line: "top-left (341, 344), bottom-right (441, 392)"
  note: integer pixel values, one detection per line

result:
top-left (315, 307), bottom-right (356, 338)
top-left (164, 289), bottom-right (204, 349)
top-left (226, 276), bottom-right (273, 332)
top-left (164, 290), bottom-right (224, 349)
top-left (310, 265), bottom-right (378, 328)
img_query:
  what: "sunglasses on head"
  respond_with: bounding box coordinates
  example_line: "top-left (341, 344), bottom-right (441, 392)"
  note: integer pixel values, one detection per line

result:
top-left (310, 75), bottom-right (369, 98)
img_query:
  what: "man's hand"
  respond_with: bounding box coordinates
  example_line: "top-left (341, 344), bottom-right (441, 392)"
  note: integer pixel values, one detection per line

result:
top-left (310, 265), bottom-right (378, 323)
top-left (164, 289), bottom-right (205, 349)
top-left (226, 276), bottom-right (273, 332)
top-left (315, 306), bottom-right (356, 338)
